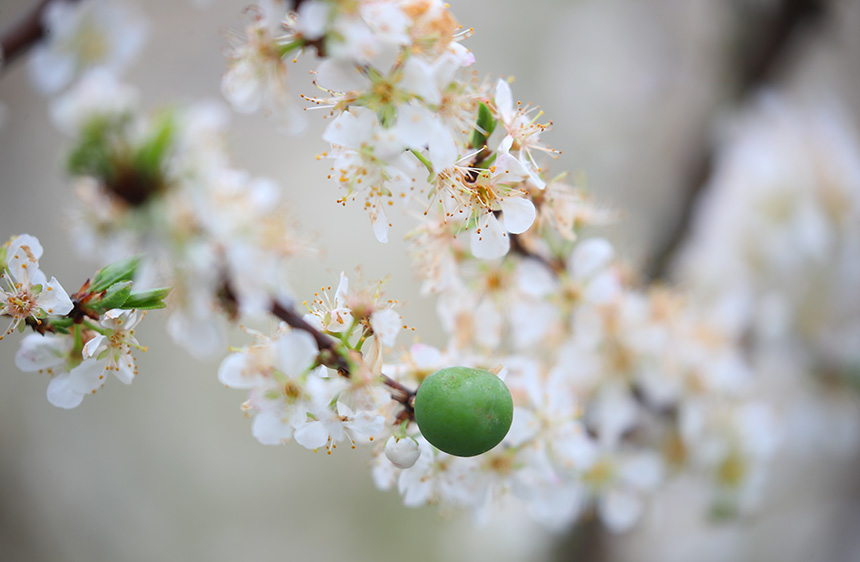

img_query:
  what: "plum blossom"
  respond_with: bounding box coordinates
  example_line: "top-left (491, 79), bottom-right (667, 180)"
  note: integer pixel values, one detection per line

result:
top-left (29, 0), bottom-right (148, 94)
top-left (0, 235), bottom-right (73, 339)
top-left (222, 1), bottom-right (306, 134)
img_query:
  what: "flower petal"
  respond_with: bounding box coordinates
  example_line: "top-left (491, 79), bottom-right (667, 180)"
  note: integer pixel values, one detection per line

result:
top-left (499, 197), bottom-right (536, 234)
top-left (46, 373), bottom-right (84, 409)
top-left (15, 333), bottom-right (69, 372)
top-left (294, 420), bottom-right (330, 450)
top-left (470, 213), bottom-right (509, 259)
top-left (276, 331), bottom-right (319, 375)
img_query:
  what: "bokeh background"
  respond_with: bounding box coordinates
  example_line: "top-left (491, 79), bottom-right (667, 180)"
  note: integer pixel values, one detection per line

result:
top-left (2, 0), bottom-right (860, 560)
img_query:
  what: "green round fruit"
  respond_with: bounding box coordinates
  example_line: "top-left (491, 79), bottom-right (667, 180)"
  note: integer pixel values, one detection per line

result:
top-left (413, 366), bottom-right (514, 457)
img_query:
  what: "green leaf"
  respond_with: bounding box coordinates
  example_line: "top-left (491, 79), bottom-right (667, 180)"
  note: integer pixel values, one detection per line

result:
top-left (66, 116), bottom-right (122, 181)
top-left (90, 256), bottom-right (141, 293)
top-left (91, 281), bottom-right (133, 312)
top-left (121, 287), bottom-right (172, 310)
top-left (470, 102), bottom-right (497, 149)
top-left (133, 112), bottom-right (174, 182)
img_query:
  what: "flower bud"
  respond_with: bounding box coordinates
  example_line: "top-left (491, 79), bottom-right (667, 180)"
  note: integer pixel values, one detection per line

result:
top-left (384, 435), bottom-right (421, 469)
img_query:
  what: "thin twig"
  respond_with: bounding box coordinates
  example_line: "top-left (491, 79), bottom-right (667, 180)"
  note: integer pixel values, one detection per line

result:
top-left (270, 300), bottom-right (416, 410)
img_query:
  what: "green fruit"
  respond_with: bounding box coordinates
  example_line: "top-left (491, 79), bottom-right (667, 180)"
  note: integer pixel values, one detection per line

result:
top-left (413, 366), bottom-right (513, 457)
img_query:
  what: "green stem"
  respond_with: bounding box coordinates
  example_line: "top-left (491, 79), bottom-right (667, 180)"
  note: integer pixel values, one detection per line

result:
top-left (277, 39), bottom-right (306, 58)
top-left (83, 320), bottom-right (107, 335)
top-left (410, 149), bottom-right (434, 177)
top-left (72, 324), bottom-right (83, 355)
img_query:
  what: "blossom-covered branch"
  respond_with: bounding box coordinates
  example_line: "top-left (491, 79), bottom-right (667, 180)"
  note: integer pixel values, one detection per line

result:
top-left (2, 235), bottom-right (169, 408)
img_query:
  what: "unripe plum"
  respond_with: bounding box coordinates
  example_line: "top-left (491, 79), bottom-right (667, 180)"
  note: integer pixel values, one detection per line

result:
top-left (413, 366), bottom-right (513, 457)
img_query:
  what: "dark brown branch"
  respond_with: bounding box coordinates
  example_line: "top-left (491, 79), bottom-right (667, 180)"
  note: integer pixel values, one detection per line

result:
top-left (270, 300), bottom-right (352, 373)
top-left (0, 0), bottom-right (74, 70)
top-left (645, 0), bottom-right (828, 281)
top-left (270, 300), bottom-right (417, 411)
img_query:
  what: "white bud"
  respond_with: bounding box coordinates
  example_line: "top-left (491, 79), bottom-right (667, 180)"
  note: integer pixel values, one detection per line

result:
top-left (384, 435), bottom-right (420, 469)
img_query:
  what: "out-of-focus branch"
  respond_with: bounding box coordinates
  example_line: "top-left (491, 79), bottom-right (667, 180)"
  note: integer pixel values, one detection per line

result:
top-left (0, 0), bottom-right (58, 70)
top-left (645, 0), bottom-right (828, 282)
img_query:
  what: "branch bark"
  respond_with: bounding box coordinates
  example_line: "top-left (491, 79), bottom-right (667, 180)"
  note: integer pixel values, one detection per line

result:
top-left (1, 0), bottom-right (54, 69)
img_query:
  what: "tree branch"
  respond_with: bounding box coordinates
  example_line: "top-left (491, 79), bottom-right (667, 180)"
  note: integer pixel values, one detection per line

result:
top-left (645, 0), bottom-right (828, 281)
top-left (1, 0), bottom-right (63, 70)
top-left (269, 300), bottom-right (416, 411)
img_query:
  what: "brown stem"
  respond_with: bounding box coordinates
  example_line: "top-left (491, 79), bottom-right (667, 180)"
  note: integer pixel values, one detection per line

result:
top-left (0, 0), bottom-right (78, 70)
top-left (269, 300), bottom-right (416, 411)
top-left (645, 0), bottom-right (828, 281)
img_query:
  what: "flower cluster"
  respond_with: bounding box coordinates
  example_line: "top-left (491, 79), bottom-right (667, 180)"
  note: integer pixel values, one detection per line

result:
top-left (4, 0), bottom-right (859, 540)
top-left (224, 1), bottom-right (559, 253)
top-left (55, 70), bottom-right (311, 357)
top-left (1, 234), bottom-right (73, 338)
top-left (219, 273), bottom-right (400, 452)
top-left (203, 0), bottom-right (805, 530)
top-left (29, 0), bottom-right (148, 95)
top-left (677, 95), bottom-right (860, 461)
top-left (2, 235), bottom-right (167, 408)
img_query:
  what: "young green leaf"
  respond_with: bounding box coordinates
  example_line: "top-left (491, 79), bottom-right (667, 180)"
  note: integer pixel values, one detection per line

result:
top-left (121, 287), bottom-right (172, 310)
top-left (90, 256), bottom-right (141, 293)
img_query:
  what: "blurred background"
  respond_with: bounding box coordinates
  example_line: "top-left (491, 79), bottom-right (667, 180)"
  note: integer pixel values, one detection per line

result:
top-left (1, 0), bottom-right (860, 560)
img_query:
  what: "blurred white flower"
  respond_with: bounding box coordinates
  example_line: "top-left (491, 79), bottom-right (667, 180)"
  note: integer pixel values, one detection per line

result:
top-left (29, 0), bottom-right (148, 94)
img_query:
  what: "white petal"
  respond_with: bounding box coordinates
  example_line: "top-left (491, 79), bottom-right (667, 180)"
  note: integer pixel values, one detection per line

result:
top-left (37, 277), bottom-right (74, 316)
top-left (276, 331), bottom-right (319, 375)
top-left (68, 359), bottom-right (107, 394)
top-left (393, 102), bottom-right (433, 149)
top-left (252, 411), bottom-right (293, 445)
top-left (495, 79), bottom-right (514, 125)
top-left (82, 334), bottom-right (106, 359)
top-left (619, 453), bottom-right (663, 491)
top-left (399, 57), bottom-right (440, 105)
top-left (294, 420), bottom-right (330, 449)
top-left (323, 107), bottom-right (377, 149)
top-left (46, 373), bottom-right (84, 409)
top-left (370, 308), bottom-right (401, 346)
top-left (6, 234), bottom-right (43, 284)
top-left (346, 411), bottom-right (385, 436)
top-left (426, 121), bottom-right (458, 172)
top-left (409, 343), bottom-right (441, 368)
top-left (334, 272), bottom-right (349, 307)
top-left (113, 357), bottom-right (136, 385)
top-left (15, 334), bottom-right (69, 372)
top-left (29, 47), bottom-right (75, 94)
top-left (221, 63), bottom-right (262, 113)
top-left (516, 259), bottom-right (557, 297)
top-left (569, 238), bottom-right (614, 280)
top-left (600, 488), bottom-right (643, 533)
top-left (315, 58), bottom-right (368, 93)
top-left (297, 0), bottom-right (331, 40)
top-left (371, 206), bottom-right (390, 243)
top-left (470, 213), bottom-right (510, 259)
top-left (217, 351), bottom-right (254, 388)
top-left (499, 197), bottom-right (536, 234)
